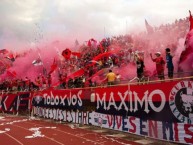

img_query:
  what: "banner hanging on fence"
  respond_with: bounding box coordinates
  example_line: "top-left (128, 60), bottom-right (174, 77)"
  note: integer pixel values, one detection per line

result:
top-left (0, 92), bottom-right (30, 112)
top-left (32, 108), bottom-right (193, 145)
top-left (31, 80), bottom-right (193, 124)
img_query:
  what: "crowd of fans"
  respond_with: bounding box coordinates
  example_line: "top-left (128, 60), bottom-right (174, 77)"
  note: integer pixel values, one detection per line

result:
top-left (0, 16), bottom-right (190, 92)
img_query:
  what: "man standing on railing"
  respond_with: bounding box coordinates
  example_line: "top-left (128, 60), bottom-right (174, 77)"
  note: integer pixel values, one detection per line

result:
top-left (106, 69), bottom-right (116, 86)
top-left (150, 52), bottom-right (165, 80)
top-left (135, 53), bottom-right (145, 82)
top-left (165, 48), bottom-right (174, 79)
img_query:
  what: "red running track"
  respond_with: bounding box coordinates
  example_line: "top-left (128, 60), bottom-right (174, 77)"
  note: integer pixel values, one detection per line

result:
top-left (0, 115), bottom-right (141, 145)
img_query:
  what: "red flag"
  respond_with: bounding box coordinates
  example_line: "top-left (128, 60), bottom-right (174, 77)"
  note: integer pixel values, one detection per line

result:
top-left (48, 58), bottom-right (57, 75)
top-left (189, 10), bottom-right (193, 31)
top-left (66, 68), bottom-right (84, 80)
top-left (5, 53), bottom-right (15, 61)
top-left (179, 11), bottom-right (193, 64)
top-left (179, 39), bottom-right (192, 63)
top-left (86, 68), bottom-right (109, 85)
top-left (6, 70), bottom-right (17, 78)
top-left (62, 48), bottom-right (71, 60)
top-left (178, 11), bottom-right (193, 74)
top-left (145, 19), bottom-right (154, 34)
top-left (93, 52), bottom-right (112, 61)
top-left (99, 41), bottom-right (105, 53)
top-left (91, 38), bottom-right (96, 42)
top-left (71, 52), bottom-right (81, 58)
top-left (0, 59), bottom-right (11, 69)
top-left (88, 40), bottom-right (92, 47)
top-left (87, 38), bottom-right (97, 48)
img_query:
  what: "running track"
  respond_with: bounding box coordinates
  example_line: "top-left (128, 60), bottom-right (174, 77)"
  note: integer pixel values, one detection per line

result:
top-left (0, 115), bottom-right (143, 145)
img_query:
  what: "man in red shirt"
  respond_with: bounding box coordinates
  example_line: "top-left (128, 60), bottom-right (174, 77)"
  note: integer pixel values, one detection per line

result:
top-left (150, 52), bottom-right (165, 80)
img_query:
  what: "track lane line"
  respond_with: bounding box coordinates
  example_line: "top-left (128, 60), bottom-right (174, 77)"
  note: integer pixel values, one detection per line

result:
top-left (25, 120), bottom-right (133, 145)
top-left (5, 133), bottom-right (24, 145)
top-left (12, 124), bottom-right (64, 145)
top-left (2, 117), bottom-right (136, 145)
top-left (25, 121), bottom-right (105, 145)
top-left (26, 120), bottom-right (135, 145)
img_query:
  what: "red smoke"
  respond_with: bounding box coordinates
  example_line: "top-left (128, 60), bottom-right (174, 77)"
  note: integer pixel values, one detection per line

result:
top-left (0, 12), bottom-right (193, 84)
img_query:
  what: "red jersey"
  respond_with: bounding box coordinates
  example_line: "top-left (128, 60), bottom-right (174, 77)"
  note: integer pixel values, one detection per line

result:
top-left (152, 56), bottom-right (165, 73)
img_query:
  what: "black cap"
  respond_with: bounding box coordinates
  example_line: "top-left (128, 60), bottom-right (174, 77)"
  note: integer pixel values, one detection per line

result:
top-left (165, 48), bottom-right (170, 52)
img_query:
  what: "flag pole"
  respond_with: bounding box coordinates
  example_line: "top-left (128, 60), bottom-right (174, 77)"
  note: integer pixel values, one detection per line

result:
top-left (104, 27), bottom-right (106, 38)
top-left (126, 20), bottom-right (127, 35)
top-left (38, 53), bottom-right (47, 76)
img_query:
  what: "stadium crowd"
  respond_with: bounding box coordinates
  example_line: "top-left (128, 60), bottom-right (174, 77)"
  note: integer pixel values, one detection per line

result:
top-left (0, 16), bottom-right (191, 92)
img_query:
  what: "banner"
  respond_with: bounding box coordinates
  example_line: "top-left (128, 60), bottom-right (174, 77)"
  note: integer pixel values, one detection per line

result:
top-left (2, 80), bottom-right (193, 144)
top-left (91, 112), bottom-right (193, 145)
top-left (0, 92), bottom-right (30, 112)
top-left (31, 80), bottom-right (193, 124)
top-left (95, 80), bottom-right (193, 124)
top-left (32, 107), bottom-right (193, 145)
top-left (32, 88), bottom-right (93, 111)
